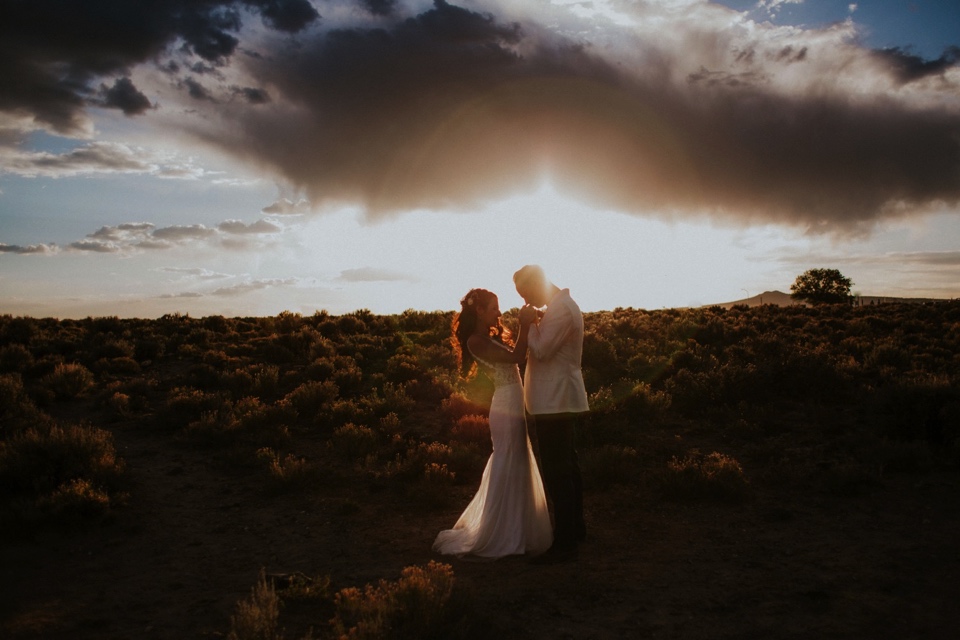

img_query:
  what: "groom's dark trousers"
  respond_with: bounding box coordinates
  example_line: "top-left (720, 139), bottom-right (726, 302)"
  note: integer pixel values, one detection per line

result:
top-left (530, 412), bottom-right (585, 550)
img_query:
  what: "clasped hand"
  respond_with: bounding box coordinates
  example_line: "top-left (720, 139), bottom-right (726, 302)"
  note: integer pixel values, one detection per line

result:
top-left (519, 304), bottom-right (539, 326)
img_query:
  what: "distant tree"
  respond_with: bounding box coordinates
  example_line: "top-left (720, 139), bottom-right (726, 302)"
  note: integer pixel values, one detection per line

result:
top-left (790, 268), bottom-right (853, 304)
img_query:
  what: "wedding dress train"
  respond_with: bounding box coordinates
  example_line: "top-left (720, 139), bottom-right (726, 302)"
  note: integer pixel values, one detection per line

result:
top-left (433, 345), bottom-right (552, 558)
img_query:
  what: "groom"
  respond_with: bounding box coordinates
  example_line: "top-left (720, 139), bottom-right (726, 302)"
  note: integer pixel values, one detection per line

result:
top-left (515, 265), bottom-right (589, 563)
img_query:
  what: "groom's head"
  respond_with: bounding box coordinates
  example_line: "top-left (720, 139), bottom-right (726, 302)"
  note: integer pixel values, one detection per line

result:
top-left (514, 264), bottom-right (551, 307)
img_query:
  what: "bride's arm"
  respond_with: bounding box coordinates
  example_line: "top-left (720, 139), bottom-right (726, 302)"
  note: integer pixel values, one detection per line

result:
top-left (466, 325), bottom-right (528, 365)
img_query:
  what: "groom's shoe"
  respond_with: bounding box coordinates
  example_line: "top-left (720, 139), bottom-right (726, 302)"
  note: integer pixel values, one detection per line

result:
top-left (531, 544), bottom-right (578, 565)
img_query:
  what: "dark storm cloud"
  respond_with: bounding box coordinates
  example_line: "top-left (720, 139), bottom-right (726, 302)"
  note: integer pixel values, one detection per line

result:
top-left (873, 46), bottom-right (960, 84)
top-left (0, 0), bottom-right (318, 133)
top-left (183, 77), bottom-right (217, 102)
top-left (100, 77), bottom-right (153, 115)
top-left (4, 0), bottom-right (958, 233)
top-left (362, 0), bottom-right (398, 17)
top-left (205, 0), bottom-right (960, 231)
top-left (235, 87), bottom-right (271, 104)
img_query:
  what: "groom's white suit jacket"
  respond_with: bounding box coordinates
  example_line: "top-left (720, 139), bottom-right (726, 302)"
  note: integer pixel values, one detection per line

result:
top-left (523, 288), bottom-right (590, 416)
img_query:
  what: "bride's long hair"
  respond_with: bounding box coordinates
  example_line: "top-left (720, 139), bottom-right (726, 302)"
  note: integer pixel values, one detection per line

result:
top-left (452, 288), bottom-right (513, 378)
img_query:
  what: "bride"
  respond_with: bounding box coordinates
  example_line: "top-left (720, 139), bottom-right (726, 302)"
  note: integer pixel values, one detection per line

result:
top-left (433, 288), bottom-right (553, 559)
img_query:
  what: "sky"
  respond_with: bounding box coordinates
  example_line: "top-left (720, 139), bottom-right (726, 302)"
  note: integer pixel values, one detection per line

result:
top-left (1, 0), bottom-right (958, 318)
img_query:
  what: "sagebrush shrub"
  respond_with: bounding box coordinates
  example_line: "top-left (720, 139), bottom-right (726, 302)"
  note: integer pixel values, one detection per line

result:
top-left (43, 362), bottom-right (94, 399)
top-left (332, 423), bottom-right (379, 460)
top-left (330, 561), bottom-right (471, 640)
top-left (227, 569), bottom-right (282, 640)
top-left (0, 422), bottom-right (126, 523)
top-left (450, 414), bottom-right (489, 445)
top-left (659, 451), bottom-right (749, 502)
top-left (255, 447), bottom-right (314, 491)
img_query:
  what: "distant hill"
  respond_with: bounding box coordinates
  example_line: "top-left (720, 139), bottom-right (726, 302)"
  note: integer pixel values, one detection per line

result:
top-left (708, 290), bottom-right (803, 309)
top-left (707, 290), bottom-right (946, 309)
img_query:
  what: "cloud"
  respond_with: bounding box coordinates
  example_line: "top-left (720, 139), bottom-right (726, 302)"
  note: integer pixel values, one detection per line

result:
top-left (69, 240), bottom-right (120, 253)
top-left (261, 198), bottom-right (312, 215)
top-left (186, 0), bottom-right (958, 233)
top-left (210, 277), bottom-right (297, 296)
top-left (3, 0), bottom-right (959, 234)
top-left (336, 267), bottom-right (418, 283)
top-left (217, 219), bottom-right (281, 234)
top-left (5, 218), bottom-right (283, 257)
top-left (0, 142), bottom-right (204, 179)
top-left (0, 243), bottom-right (58, 255)
top-left (182, 77), bottom-right (217, 102)
top-left (158, 267), bottom-right (232, 280)
top-left (872, 46), bottom-right (960, 85)
top-left (151, 224), bottom-right (219, 241)
top-left (0, 0), bottom-right (319, 134)
top-left (99, 77), bottom-right (153, 115)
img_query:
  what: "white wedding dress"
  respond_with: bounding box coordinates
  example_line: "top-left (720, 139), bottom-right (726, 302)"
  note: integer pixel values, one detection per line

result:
top-left (433, 342), bottom-right (553, 558)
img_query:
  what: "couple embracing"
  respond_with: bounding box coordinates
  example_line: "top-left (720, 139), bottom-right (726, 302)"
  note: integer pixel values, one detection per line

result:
top-left (433, 265), bottom-right (589, 564)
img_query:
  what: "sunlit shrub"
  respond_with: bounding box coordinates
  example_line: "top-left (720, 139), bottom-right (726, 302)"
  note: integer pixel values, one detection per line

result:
top-left (332, 423), bottom-right (379, 461)
top-left (305, 357), bottom-right (336, 381)
top-left (376, 383), bottom-right (416, 417)
top-left (0, 422), bottom-right (125, 520)
top-left (329, 561), bottom-right (471, 640)
top-left (419, 462), bottom-right (458, 506)
top-left (440, 393), bottom-right (485, 424)
top-left (37, 477), bottom-right (114, 521)
top-left (658, 451), bottom-right (749, 502)
top-left (450, 415), bottom-right (489, 445)
top-left (234, 396), bottom-right (271, 431)
top-left (377, 412), bottom-right (404, 439)
top-left (107, 391), bottom-right (132, 419)
top-left (383, 441), bottom-right (454, 481)
top-left (92, 338), bottom-right (134, 360)
top-left (331, 356), bottom-right (363, 395)
top-left (184, 407), bottom-right (240, 445)
top-left (42, 362), bottom-right (94, 399)
top-left (255, 447), bottom-right (314, 492)
top-left (621, 382), bottom-right (672, 420)
top-left (164, 387), bottom-right (222, 427)
top-left (284, 380), bottom-right (339, 418)
top-left (385, 353), bottom-right (421, 384)
top-left (327, 398), bottom-right (366, 428)
top-left (252, 365), bottom-right (281, 399)
top-left (226, 568), bottom-right (282, 640)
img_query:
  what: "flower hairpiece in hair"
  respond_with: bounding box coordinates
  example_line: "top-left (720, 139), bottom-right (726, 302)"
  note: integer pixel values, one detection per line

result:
top-left (465, 297), bottom-right (474, 306)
